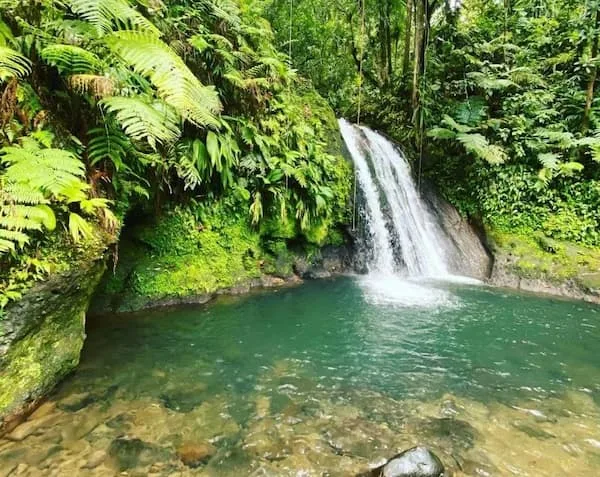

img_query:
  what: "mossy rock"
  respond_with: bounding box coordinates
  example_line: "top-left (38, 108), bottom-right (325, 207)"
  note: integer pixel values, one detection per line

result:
top-left (0, 259), bottom-right (106, 431)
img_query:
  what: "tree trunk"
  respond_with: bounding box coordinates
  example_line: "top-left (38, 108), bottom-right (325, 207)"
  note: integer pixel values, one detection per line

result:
top-left (411, 0), bottom-right (424, 113)
top-left (402, 0), bottom-right (413, 78)
top-left (583, 6), bottom-right (600, 133)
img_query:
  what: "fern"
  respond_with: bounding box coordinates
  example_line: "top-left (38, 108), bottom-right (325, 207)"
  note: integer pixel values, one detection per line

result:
top-left (106, 31), bottom-right (222, 128)
top-left (1, 146), bottom-right (87, 198)
top-left (100, 96), bottom-right (181, 148)
top-left (69, 0), bottom-right (161, 36)
top-left (0, 46), bottom-right (32, 82)
top-left (41, 44), bottom-right (101, 74)
top-left (87, 125), bottom-right (132, 170)
top-left (0, 178), bottom-right (55, 253)
top-left (538, 152), bottom-right (560, 169)
top-left (467, 71), bottom-right (516, 91)
top-left (456, 133), bottom-right (507, 165)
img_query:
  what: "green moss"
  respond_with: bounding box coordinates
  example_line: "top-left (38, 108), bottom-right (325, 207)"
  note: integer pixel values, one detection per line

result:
top-left (1, 225), bottom-right (111, 313)
top-left (262, 240), bottom-right (296, 278)
top-left (0, 261), bottom-right (105, 422)
top-left (101, 206), bottom-right (269, 306)
top-left (131, 221), bottom-right (263, 297)
top-left (488, 228), bottom-right (600, 284)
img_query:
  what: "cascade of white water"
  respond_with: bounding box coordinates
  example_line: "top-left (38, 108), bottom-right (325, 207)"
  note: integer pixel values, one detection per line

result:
top-left (339, 119), bottom-right (396, 275)
top-left (339, 119), bottom-right (450, 278)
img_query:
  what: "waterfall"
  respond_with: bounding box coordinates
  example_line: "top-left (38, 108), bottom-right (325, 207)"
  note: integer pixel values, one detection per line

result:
top-left (339, 119), bottom-right (450, 279)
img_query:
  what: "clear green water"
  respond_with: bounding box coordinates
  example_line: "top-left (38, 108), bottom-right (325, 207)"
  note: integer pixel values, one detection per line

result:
top-left (2, 277), bottom-right (600, 476)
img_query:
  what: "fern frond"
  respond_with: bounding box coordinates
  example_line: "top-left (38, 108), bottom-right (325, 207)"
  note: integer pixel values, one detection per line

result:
top-left (87, 125), bottom-right (132, 170)
top-left (0, 46), bottom-right (32, 82)
top-left (535, 129), bottom-right (575, 149)
top-left (467, 71), bottom-right (515, 91)
top-left (427, 127), bottom-right (456, 140)
top-left (41, 44), bottom-right (101, 74)
top-left (1, 146), bottom-right (86, 198)
top-left (106, 31), bottom-right (222, 128)
top-left (456, 133), bottom-right (507, 165)
top-left (69, 0), bottom-right (161, 36)
top-left (441, 115), bottom-right (473, 133)
top-left (538, 152), bottom-right (560, 169)
top-left (100, 96), bottom-right (181, 148)
top-left (68, 212), bottom-right (93, 242)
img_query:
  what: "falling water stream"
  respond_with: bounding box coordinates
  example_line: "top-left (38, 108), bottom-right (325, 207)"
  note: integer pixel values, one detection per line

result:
top-left (340, 119), bottom-right (450, 277)
top-left (339, 119), bottom-right (471, 307)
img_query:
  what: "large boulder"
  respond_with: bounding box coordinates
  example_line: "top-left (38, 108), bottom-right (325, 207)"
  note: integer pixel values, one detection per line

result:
top-left (0, 257), bottom-right (106, 434)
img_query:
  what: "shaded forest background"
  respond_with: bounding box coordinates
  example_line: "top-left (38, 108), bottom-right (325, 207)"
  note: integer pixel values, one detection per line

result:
top-left (266, 0), bottom-right (600, 245)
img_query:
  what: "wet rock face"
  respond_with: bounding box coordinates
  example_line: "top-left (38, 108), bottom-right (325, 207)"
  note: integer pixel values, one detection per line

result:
top-left (363, 447), bottom-right (445, 477)
top-left (0, 260), bottom-right (106, 434)
top-left (293, 244), bottom-right (353, 279)
top-left (421, 184), bottom-right (492, 280)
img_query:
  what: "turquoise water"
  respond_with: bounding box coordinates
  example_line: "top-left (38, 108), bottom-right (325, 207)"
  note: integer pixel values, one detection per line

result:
top-left (2, 277), bottom-right (600, 476)
top-left (82, 277), bottom-right (600, 405)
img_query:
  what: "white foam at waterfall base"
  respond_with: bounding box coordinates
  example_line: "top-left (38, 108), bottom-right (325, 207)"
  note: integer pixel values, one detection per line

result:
top-left (339, 118), bottom-right (480, 309)
top-left (358, 274), bottom-right (461, 309)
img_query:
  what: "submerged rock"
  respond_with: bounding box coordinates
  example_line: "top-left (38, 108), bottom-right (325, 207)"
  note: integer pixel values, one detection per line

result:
top-left (361, 447), bottom-right (445, 477)
top-left (159, 384), bottom-right (207, 412)
top-left (108, 437), bottom-right (169, 471)
top-left (5, 412), bottom-right (61, 441)
top-left (58, 392), bottom-right (94, 412)
top-left (419, 417), bottom-right (478, 451)
top-left (82, 450), bottom-right (107, 469)
top-left (177, 441), bottom-right (216, 467)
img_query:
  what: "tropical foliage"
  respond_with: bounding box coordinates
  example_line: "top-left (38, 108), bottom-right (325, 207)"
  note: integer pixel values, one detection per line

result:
top-left (266, 0), bottom-right (600, 245)
top-left (0, 0), bottom-right (351, 260)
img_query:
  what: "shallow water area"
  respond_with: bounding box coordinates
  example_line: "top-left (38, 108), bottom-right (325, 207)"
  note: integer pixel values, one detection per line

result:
top-left (2, 277), bottom-right (600, 476)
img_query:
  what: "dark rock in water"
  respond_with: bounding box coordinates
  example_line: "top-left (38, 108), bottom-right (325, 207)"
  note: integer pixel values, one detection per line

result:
top-left (293, 245), bottom-right (352, 279)
top-left (177, 442), bottom-right (216, 467)
top-left (57, 392), bottom-right (95, 412)
top-left (420, 417), bottom-right (478, 451)
top-left (105, 412), bottom-right (132, 431)
top-left (358, 447), bottom-right (445, 477)
top-left (108, 437), bottom-right (169, 471)
top-left (159, 389), bottom-right (204, 413)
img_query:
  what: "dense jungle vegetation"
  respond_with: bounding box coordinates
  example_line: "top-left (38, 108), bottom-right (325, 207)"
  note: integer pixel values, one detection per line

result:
top-left (267, 0), bottom-right (600, 245)
top-left (1, 0), bottom-right (600, 309)
top-left (0, 0), bottom-right (351, 310)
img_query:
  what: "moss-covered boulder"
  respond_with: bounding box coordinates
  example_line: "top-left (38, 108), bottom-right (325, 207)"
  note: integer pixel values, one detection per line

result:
top-left (91, 199), bottom-right (353, 313)
top-left (487, 229), bottom-right (600, 303)
top-left (0, 258), bottom-right (106, 433)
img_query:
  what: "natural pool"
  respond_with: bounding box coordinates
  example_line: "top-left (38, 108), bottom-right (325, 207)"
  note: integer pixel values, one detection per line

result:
top-left (2, 276), bottom-right (600, 476)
